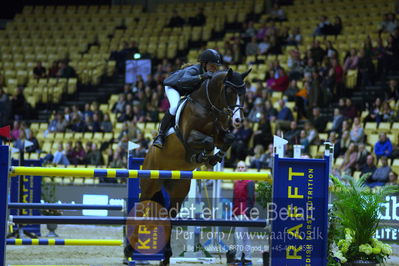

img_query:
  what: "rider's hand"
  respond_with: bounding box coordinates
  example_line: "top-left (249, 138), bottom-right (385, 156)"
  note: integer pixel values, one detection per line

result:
top-left (200, 72), bottom-right (213, 81)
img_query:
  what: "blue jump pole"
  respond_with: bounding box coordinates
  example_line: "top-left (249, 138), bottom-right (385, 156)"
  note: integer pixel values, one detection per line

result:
top-left (0, 145), bottom-right (10, 266)
top-left (11, 216), bottom-right (268, 227)
top-left (8, 203), bottom-right (123, 211)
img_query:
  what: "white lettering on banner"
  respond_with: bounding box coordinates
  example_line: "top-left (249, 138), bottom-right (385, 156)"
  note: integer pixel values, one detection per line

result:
top-left (375, 227), bottom-right (399, 241)
top-left (379, 196), bottom-right (399, 221)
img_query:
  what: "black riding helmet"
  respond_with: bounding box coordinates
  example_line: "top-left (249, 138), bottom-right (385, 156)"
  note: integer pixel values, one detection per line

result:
top-left (198, 49), bottom-right (223, 66)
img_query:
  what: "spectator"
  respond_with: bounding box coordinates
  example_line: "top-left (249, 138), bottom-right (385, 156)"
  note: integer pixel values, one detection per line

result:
top-left (374, 132), bottom-right (393, 159)
top-left (338, 130), bottom-right (351, 156)
top-left (331, 16), bottom-right (343, 35)
top-left (82, 103), bottom-right (93, 120)
top-left (11, 87), bottom-right (29, 120)
top-left (299, 130), bottom-right (310, 153)
top-left (48, 113), bottom-right (68, 132)
top-left (380, 101), bottom-right (394, 122)
top-left (127, 120), bottom-right (142, 142)
top-left (245, 36), bottom-right (259, 56)
top-left (362, 155), bottom-right (377, 180)
top-left (356, 143), bottom-right (369, 170)
top-left (252, 115), bottom-right (272, 149)
top-left (270, 69), bottom-right (289, 92)
top-left (232, 161), bottom-right (255, 264)
top-left (25, 130), bottom-right (40, 153)
top-left (65, 141), bottom-right (74, 163)
top-left (276, 100), bottom-right (294, 130)
top-left (87, 113), bottom-right (102, 132)
top-left (33, 62), bottom-right (46, 79)
top-left (313, 16), bottom-right (332, 36)
top-left (258, 36), bottom-right (270, 55)
top-left (247, 98), bottom-right (264, 123)
top-left (69, 113), bottom-right (86, 132)
top-left (71, 141), bottom-right (86, 165)
top-left (105, 148), bottom-right (125, 183)
top-left (342, 98), bottom-right (357, 119)
top-left (284, 80), bottom-right (299, 101)
top-left (48, 61), bottom-right (60, 77)
top-left (310, 107), bottom-right (326, 133)
top-left (329, 131), bottom-right (341, 158)
top-left (0, 88), bottom-right (10, 126)
top-left (268, 3), bottom-right (286, 22)
top-left (370, 156), bottom-right (391, 186)
top-left (230, 122), bottom-right (253, 163)
top-left (57, 61), bottom-right (76, 78)
top-left (285, 121), bottom-right (300, 145)
top-left (13, 129), bottom-right (27, 151)
top-left (357, 48), bottom-right (375, 87)
top-left (304, 121), bottom-right (319, 145)
top-left (267, 35), bottom-right (282, 55)
top-left (101, 114), bottom-right (113, 132)
top-left (248, 144), bottom-right (265, 170)
top-left (379, 13), bottom-right (398, 34)
top-left (86, 143), bottom-right (103, 166)
top-left (331, 108), bottom-right (345, 133)
top-left (168, 10), bottom-right (185, 27)
top-left (385, 79), bottom-right (399, 101)
top-left (350, 117), bottom-right (364, 143)
top-left (339, 143), bottom-right (358, 175)
top-left (286, 27), bottom-right (302, 46)
top-left (52, 143), bottom-right (70, 166)
top-left (387, 171), bottom-right (398, 185)
top-left (112, 94), bottom-right (127, 114)
top-left (326, 41), bottom-right (339, 59)
top-left (11, 121), bottom-right (20, 140)
top-left (308, 71), bottom-right (322, 108)
top-left (343, 48), bottom-right (359, 73)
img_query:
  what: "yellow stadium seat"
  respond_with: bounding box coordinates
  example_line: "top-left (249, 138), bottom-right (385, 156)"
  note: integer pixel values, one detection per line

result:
top-left (364, 122), bottom-right (377, 135)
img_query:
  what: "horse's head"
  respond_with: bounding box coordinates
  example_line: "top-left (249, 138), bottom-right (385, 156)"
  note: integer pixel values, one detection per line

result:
top-left (206, 68), bottom-right (251, 129)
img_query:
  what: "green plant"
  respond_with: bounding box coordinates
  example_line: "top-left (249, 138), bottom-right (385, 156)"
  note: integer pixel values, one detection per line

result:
top-left (41, 178), bottom-right (62, 216)
top-left (256, 181), bottom-right (272, 209)
top-left (329, 175), bottom-right (398, 264)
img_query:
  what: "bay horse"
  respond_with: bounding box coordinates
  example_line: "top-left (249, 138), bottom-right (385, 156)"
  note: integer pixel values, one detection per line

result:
top-left (127, 68), bottom-right (251, 265)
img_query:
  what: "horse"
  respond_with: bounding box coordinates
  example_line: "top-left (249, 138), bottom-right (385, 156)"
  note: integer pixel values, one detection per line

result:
top-left (127, 68), bottom-right (251, 265)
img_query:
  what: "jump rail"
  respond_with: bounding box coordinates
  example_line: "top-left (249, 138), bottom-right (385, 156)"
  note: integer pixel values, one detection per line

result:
top-left (11, 216), bottom-right (268, 228)
top-left (8, 203), bottom-right (123, 211)
top-left (6, 239), bottom-right (123, 246)
top-left (10, 167), bottom-right (271, 182)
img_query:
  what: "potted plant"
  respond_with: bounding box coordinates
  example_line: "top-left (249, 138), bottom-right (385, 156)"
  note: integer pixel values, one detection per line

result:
top-left (328, 175), bottom-right (398, 265)
top-left (256, 181), bottom-right (273, 266)
top-left (41, 177), bottom-right (63, 237)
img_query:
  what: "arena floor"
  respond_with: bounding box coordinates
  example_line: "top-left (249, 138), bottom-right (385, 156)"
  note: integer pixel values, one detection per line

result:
top-left (6, 225), bottom-right (399, 266)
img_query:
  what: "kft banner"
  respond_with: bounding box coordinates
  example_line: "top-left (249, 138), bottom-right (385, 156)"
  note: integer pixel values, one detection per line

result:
top-left (271, 156), bottom-right (330, 266)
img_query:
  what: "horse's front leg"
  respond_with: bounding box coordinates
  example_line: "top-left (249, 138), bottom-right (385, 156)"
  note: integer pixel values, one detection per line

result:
top-left (208, 130), bottom-right (235, 166)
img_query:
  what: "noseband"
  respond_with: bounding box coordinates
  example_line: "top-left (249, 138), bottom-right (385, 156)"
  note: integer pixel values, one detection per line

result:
top-left (205, 79), bottom-right (245, 117)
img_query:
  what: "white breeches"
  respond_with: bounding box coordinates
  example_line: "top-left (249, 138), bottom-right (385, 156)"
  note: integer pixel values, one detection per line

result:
top-left (165, 86), bottom-right (180, 115)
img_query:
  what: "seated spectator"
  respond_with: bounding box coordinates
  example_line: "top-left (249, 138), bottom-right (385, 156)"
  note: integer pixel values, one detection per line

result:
top-left (132, 142), bottom-right (148, 158)
top-left (329, 131), bottom-right (341, 158)
top-left (343, 48), bottom-right (359, 73)
top-left (48, 113), bottom-right (68, 132)
top-left (304, 121), bottom-right (319, 145)
top-left (230, 122), bottom-right (253, 163)
top-left (11, 87), bottom-right (30, 120)
top-left (248, 98), bottom-right (265, 123)
top-left (25, 131), bottom-right (40, 153)
top-left (285, 121), bottom-right (300, 145)
top-left (357, 48), bottom-right (375, 87)
top-left (65, 141), bottom-right (74, 163)
top-left (69, 113), bottom-right (86, 132)
top-left (374, 132), bottom-right (393, 159)
top-left (268, 35), bottom-right (282, 55)
top-left (286, 27), bottom-right (302, 46)
top-left (101, 114), bottom-right (113, 132)
top-left (385, 79), bottom-right (399, 101)
top-left (331, 108), bottom-right (345, 133)
top-left (246, 36), bottom-right (259, 56)
top-left (276, 100), bottom-right (294, 130)
top-left (11, 121), bottom-right (20, 140)
top-left (168, 10), bottom-right (185, 27)
top-left (86, 143), bottom-right (103, 166)
top-left (104, 148), bottom-right (124, 183)
top-left (13, 129), bottom-right (27, 151)
top-left (313, 16), bottom-right (332, 36)
top-left (342, 98), bottom-right (357, 119)
top-left (89, 113), bottom-right (102, 132)
top-left (339, 143), bottom-right (358, 175)
top-left (356, 143), bottom-right (369, 170)
top-left (48, 61), bottom-right (60, 77)
top-left (112, 94), bottom-right (127, 114)
top-left (284, 80), bottom-right (299, 101)
top-left (57, 61), bottom-right (76, 78)
top-left (52, 143), bottom-right (70, 166)
top-left (118, 134), bottom-right (129, 152)
top-left (33, 62), bottom-right (46, 79)
top-left (127, 120), bottom-right (142, 142)
top-left (310, 107), bottom-right (327, 133)
top-left (248, 144), bottom-right (266, 170)
top-left (362, 155), bottom-right (377, 180)
top-left (252, 115), bottom-right (273, 149)
top-left (380, 100), bottom-right (394, 122)
top-left (270, 69), bottom-right (289, 92)
top-left (267, 3), bottom-right (286, 22)
top-left (258, 36), bottom-right (270, 55)
top-left (387, 171), bottom-right (398, 185)
top-left (326, 41), bottom-right (339, 59)
top-left (337, 130), bottom-right (351, 156)
top-left (350, 117), bottom-right (364, 143)
top-left (370, 156), bottom-right (391, 186)
top-left (82, 103), bottom-right (93, 120)
top-left (379, 13), bottom-right (398, 34)
top-left (331, 16), bottom-right (343, 35)
top-left (71, 141), bottom-right (86, 165)
top-left (299, 130), bottom-right (310, 153)
top-left (309, 40), bottom-right (326, 64)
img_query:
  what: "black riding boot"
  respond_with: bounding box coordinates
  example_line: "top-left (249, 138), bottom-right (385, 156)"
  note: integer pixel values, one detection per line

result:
top-left (153, 111), bottom-right (175, 149)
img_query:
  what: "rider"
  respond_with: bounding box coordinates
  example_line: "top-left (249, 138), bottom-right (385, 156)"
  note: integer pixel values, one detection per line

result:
top-left (153, 49), bottom-right (223, 149)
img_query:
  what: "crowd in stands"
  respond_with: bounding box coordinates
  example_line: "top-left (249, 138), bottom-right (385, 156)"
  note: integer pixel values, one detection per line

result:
top-left (3, 2), bottom-right (399, 187)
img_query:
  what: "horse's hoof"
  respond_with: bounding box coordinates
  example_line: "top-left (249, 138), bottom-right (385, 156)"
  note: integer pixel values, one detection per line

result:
top-left (159, 259), bottom-right (169, 266)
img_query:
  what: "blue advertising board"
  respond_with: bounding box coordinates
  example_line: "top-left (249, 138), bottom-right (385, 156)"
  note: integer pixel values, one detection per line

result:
top-left (271, 155), bottom-right (330, 266)
top-left (10, 159), bottom-right (42, 236)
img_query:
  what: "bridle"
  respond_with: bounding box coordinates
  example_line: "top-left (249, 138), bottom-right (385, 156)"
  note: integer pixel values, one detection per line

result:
top-left (204, 78), bottom-right (245, 117)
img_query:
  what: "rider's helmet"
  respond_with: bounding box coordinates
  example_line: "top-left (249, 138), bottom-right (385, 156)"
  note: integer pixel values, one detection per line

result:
top-left (198, 49), bottom-right (223, 65)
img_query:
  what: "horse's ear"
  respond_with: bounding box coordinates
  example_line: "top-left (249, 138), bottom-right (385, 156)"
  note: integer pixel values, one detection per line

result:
top-left (241, 68), bottom-right (252, 80)
top-left (225, 68), bottom-right (233, 81)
